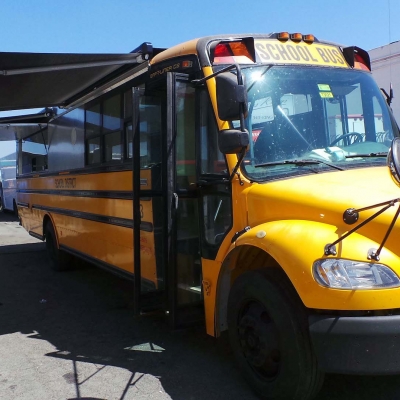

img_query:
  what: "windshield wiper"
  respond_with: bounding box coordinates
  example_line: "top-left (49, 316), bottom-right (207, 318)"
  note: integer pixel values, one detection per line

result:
top-left (345, 152), bottom-right (388, 159)
top-left (255, 159), bottom-right (344, 171)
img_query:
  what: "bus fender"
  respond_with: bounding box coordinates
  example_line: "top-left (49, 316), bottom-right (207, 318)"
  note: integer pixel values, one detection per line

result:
top-left (215, 219), bottom-right (399, 334)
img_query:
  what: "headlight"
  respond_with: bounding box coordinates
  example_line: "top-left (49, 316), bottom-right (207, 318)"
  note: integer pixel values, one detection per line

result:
top-left (313, 259), bottom-right (400, 289)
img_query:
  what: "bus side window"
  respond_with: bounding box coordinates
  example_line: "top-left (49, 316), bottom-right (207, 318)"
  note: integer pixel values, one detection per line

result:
top-left (200, 91), bottom-right (228, 176)
top-left (199, 91), bottom-right (232, 250)
top-left (21, 128), bottom-right (48, 173)
top-left (202, 189), bottom-right (232, 245)
top-left (176, 82), bottom-right (196, 190)
top-left (84, 93), bottom-right (123, 165)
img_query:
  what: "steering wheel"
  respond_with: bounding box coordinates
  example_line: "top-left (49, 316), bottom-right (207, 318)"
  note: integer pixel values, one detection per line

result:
top-left (329, 132), bottom-right (364, 147)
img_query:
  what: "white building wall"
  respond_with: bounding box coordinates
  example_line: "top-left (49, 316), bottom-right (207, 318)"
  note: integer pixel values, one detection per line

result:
top-left (370, 41), bottom-right (400, 124)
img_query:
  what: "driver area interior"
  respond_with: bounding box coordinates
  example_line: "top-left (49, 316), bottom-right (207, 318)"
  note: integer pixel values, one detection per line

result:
top-left (253, 111), bottom-right (324, 163)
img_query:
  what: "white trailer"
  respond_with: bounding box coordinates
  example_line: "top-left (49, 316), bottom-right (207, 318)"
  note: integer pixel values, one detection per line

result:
top-left (370, 41), bottom-right (400, 123)
top-left (0, 165), bottom-right (17, 213)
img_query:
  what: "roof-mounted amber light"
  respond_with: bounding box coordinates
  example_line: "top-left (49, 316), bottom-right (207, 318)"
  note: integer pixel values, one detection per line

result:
top-left (290, 33), bottom-right (302, 42)
top-left (277, 32), bottom-right (289, 41)
top-left (303, 34), bottom-right (315, 43)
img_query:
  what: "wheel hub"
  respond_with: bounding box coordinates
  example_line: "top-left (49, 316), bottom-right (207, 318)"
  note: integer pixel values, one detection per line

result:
top-left (238, 303), bottom-right (280, 376)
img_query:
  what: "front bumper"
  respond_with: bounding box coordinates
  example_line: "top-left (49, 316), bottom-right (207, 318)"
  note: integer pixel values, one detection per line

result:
top-left (309, 314), bottom-right (400, 374)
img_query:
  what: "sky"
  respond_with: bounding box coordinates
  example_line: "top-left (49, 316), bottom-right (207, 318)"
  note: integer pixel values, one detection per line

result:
top-left (0, 0), bottom-right (399, 157)
top-left (0, 0), bottom-right (397, 53)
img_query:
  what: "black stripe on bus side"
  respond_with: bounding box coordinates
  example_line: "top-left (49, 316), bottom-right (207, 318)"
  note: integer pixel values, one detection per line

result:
top-left (18, 189), bottom-right (133, 200)
top-left (17, 202), bottom-right (29, 208)
top-left (16, 161), bottom-right (133, 179)
top-left (31, 204), bottom-right (154, 232)
top-left (17, 189), bottom-right (163, 199)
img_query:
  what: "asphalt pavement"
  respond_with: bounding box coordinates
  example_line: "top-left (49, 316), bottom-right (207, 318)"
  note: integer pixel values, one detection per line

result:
top-left (1, 211), bottom-right (400, 399)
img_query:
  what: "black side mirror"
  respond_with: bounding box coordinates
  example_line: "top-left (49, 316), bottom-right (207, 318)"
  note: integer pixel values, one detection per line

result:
top-left (218, 129), bottom-right (249, 154)
top-left (381, 85), bottom-right (394, 106)
top-left (388, 137), bottom-right (400, 185)
top-left (216, 72), bottom-right (248, 121)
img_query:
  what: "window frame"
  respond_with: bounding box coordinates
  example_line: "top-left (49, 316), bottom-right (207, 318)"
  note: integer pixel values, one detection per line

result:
top-left (84, 92), bottom-right (124, 166)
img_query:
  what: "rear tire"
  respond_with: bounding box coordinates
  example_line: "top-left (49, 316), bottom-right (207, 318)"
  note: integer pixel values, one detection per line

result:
top-left (45, 222), bottom-right (71, 271)
top-left (228, 268), bottom-right (324, 400)
top-left (13, 199), bottom-right (18, 216)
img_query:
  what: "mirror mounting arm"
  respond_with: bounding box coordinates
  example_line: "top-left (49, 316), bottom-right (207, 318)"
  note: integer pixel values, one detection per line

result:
top-left (229, 147), bottom-right (247, 184)
top-left (381, 85), bottom-right (394, 106)
top-left (192, 63), bottom-right (241, 86)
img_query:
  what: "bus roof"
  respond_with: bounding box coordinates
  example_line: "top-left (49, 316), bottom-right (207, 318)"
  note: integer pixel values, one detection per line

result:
top-left (0, 33), bottom-right (367, 142)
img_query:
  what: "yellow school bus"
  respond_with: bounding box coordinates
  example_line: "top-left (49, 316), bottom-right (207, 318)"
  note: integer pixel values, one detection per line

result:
top-left (1, 32), bottom-right (400, 399)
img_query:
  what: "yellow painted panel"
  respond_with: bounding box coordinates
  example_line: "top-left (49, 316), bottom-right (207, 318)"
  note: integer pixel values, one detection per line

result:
top-left (235, 220), bottom-right (400, 311)
top-left (17, 169), bottom-right (159, 286)
top-left (201, 258), bottom-right (222, 337)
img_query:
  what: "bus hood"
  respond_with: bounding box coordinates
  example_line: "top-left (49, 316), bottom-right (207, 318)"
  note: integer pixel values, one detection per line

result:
top-left (246, 166), bottom-right (400, 253)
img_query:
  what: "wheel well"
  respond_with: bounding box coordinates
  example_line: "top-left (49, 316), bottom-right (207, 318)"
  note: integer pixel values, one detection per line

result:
top-left (215, 245), bottom-right (287, 335)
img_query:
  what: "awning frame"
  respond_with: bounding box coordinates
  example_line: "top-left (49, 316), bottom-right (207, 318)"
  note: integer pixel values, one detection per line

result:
top-left (0, 42), bottom-right (160, 112)
top-left (0, 57), bottom-right (140, 77)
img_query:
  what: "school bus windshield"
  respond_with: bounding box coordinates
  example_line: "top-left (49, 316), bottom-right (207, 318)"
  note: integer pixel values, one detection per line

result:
top-left (235, 65), bottom-right (399, 181)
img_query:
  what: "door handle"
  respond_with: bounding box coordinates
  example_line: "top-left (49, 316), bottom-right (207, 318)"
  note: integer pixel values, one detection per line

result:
top-left (173, 192), bottom-right (179, 210)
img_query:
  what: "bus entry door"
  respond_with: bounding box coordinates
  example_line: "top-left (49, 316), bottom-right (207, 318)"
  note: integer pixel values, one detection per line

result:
top-left (132, 74), bottom-right (204, 327)
top-left (167, 73), bottom-right (204, 328)
top-left (132, 83), bottom-right (167, 313)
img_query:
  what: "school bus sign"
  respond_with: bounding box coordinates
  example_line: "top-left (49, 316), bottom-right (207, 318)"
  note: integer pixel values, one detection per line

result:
top-left (255, 39), bottom-right (348, 67)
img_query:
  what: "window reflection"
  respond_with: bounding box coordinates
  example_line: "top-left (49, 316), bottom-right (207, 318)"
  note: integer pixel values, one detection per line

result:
top-left (84, 94), bottom-right (122, 165)
top-left (103, 95), bottom-right (122, 132)
top-left (104, 131), bottom-right (122, 161)
top-left (87, 137), bottom-right (101, 164)
top-left (21, 129), bottom-right (48, 173)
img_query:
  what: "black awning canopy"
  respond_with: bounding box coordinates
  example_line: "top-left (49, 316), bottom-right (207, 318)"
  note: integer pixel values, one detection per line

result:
top-left (0, 51), bottom-right (146, 111)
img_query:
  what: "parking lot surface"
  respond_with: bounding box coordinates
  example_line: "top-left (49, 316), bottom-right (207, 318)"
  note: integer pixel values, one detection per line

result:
top-left (1, 211), bottom-right (400, 399)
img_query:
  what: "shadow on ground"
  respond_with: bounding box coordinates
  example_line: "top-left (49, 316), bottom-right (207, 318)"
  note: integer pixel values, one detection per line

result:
top-left (1, 214), bottom-right (400, 399)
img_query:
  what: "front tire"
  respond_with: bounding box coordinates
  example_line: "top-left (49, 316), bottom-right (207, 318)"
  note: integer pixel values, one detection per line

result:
top-left (228, 269), bottom-right (323, 400)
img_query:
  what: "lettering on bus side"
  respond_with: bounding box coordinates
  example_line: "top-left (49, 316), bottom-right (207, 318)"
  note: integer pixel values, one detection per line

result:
top-left (55, 177), bottom-right (77, 189)
top-left (150, 62), bottom-right (182, 79)
top-left (254, 41), bottom-right (346, 67)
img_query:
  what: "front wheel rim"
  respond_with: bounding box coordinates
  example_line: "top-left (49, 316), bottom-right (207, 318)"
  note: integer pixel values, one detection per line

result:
top-left (237, 301), bottom-right (281, 379)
